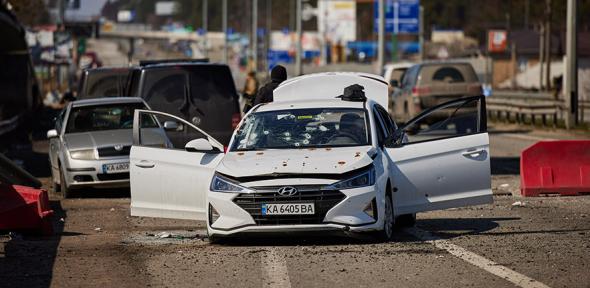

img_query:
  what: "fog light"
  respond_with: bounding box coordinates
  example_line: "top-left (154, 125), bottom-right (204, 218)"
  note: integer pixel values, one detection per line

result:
top-left (363, 198), bottom-right (378, 220)
top-left (73, 175), bottom-right (93, 182)
top-left (209, 204), bottom-right (220, 225)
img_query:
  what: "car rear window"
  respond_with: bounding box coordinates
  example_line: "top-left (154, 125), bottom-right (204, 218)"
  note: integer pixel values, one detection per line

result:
top-left (80, 70), bottom-right (131, 99)
top-left (65, 103), bottom-right (147, 133)
top-left (418, 64), bottom-right (478, 84)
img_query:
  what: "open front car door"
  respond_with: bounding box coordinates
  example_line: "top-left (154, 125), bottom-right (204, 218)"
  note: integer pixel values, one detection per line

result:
top-left (130, 110), bottom-right (225, 220)
top-left (385, 96), bottom-right (492, 215)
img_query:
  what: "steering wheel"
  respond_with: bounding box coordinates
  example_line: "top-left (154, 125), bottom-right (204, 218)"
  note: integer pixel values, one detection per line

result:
top-left (326, 131), bottom-right (360, 144)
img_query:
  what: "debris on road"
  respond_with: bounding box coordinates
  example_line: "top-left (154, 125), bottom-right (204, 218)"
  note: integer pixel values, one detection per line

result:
top-left (156, 232), bottom-right (171, 238)
top-left (511, 201), bottom-right (526, 208)
top-left (94, 227), bottom-right (102, 231)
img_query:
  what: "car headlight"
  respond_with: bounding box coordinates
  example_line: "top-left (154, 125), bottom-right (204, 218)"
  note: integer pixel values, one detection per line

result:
top-left (210, 173), bottom-right (252, 193)
top-left (70, 149), bottom-right (96, 160)
top-left (326, 166), bottom-right (376, 190)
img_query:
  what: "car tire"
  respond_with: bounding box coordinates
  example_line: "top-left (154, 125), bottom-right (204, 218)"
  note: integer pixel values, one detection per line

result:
top-left (207, 233), bottom-right (222, 244)
top-left (374, 193), bottom-right (395, 242)
top-left (396, 213), bottom-right (416, 228)
top-left (59, 168), bottom-right (72, 198)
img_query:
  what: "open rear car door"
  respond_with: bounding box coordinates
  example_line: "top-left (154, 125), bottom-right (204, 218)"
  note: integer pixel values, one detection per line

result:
top-left (130, 110), bottom-right (225, 220)
top-left (385, 96), bottom-right (492, 215)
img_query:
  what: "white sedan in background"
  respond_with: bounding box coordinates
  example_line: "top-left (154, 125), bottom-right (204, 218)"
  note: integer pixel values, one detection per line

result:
top-left (129, 73), bottom-right (492, 241)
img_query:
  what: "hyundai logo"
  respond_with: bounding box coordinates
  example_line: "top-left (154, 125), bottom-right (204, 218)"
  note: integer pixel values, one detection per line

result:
top-left (277, 186), bottom-right (298, 196)
top-left (114, 144), bottom-right (124, 151)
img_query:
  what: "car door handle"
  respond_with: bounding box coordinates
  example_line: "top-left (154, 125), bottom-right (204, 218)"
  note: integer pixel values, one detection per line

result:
top-left (135, 160), bottom-right (155, 168)
top-left (462, 149), bottom-right (485, 158)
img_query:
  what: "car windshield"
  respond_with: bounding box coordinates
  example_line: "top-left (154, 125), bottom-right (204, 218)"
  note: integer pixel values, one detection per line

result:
top-left (231, 108), bottom-right (369, 151)
top-left (65, 103), bottom-right (146, 133)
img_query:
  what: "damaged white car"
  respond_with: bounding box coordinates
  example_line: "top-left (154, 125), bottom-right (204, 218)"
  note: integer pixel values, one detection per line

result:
top-left (129, 73), bottom-right (492, 241)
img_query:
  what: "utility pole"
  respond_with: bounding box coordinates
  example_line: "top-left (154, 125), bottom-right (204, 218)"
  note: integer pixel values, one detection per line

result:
top-left (544, 0), bottom-right (552, 91)
top-left (202, 0), bottom-right (208, 58)
top-left (222, 0), bottom-right (228, 64)
top-left (564, 0), bottom-right (578, 129)
top-left (418, 5), bottom-right (424, 61)
top-left (295, 0), bottom-right (302, 76)
top-left (524, 0), bottom-right (529, 29)
top-left (266, 0), bottom-right (272, 73)
top-left (58, 0), bottom-right (65, 25)
top-left (252, 0), bottom-right (258, 72)
top-left (377, 0), bottom-right (385, 74)
top-left (539, 23), bottom-right (544, 90)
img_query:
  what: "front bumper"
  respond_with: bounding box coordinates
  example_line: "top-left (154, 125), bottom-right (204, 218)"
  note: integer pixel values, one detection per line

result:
top-left (207, 184), bottom-right (382, 236)
top-left (63, 156), bottom-right (130, 189)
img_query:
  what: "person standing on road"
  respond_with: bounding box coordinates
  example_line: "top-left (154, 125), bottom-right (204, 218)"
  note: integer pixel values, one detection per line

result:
top-left (242, 71), bottom-right (259, 113)
top-left (253, 65), bottom-right (287, 106)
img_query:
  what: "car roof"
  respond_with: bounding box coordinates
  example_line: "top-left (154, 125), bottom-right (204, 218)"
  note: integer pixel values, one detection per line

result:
top-left (71, 97), bottom-right (144, 108)
top-left (84, 67), bottom-right (133, 74)
top-left (254, 98), bottom-right (370, 113)
top-left (414, 61), bottom-right (473, 67)
top-left (384, 62), bottom-right (414, 70)
top-left (138, 62), bottom-right (228, 69)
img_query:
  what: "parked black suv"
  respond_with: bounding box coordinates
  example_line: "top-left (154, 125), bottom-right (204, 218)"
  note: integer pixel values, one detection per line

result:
top-left (126, 62), bottom-right (241, 145)
top-left (77, 67), bottom-right (133, 100)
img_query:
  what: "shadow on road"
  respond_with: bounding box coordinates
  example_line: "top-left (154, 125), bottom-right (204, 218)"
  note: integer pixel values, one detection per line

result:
top-left (491, 157), bottom-right (520, 175)
top-left (416, 217), bottom-right (519, 239)
top-left (65, 187), bottom-right (130, 199)
top-left (0, 200), bottom-right (71, 288)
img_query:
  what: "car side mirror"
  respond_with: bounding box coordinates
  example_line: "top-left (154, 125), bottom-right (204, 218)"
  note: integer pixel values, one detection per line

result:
top-left (47, 129), bottom-right (58, 139)
top-left (390, 79), bottom-right (399, 88)
top-left (185, 138), bottom-right (216, 153)
top-left (163, 121), bottom-right (179, 131)
top-left (387, 129), bottom-right (405, 148)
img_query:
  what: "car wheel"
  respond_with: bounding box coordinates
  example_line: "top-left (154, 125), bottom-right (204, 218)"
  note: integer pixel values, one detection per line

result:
top-left (396, 213), bottom-right (416, 228)
top-left (59, 168), bottom-right (72, 198)
top-left (374, 193), bottom-right (394, 242)
top-left (207, 232), bottom-right (222, 244)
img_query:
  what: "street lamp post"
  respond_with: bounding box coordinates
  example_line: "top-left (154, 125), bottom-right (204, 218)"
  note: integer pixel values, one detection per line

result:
top-left (252, 0), bottom-right (258, 72)
top-left (564, 0), bottom-right (578, 128)
top-left (377, 0), bottom-right (385, 74)
top-left (222, 0), bottom-right (228, 64)
top-left (295, 0), bottom-right (302, 76)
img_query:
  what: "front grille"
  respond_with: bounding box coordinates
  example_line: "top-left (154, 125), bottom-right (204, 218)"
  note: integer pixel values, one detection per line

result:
top-left (97, 146), bottom-right (131, 157)
top-left (96, 172), bottom-right (129, 181)
top-left (233, 186), bottom-right (346, 225)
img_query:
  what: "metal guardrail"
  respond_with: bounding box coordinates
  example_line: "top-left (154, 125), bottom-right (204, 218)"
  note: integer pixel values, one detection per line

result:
top-left (487, 91), bottom-right (589, 126)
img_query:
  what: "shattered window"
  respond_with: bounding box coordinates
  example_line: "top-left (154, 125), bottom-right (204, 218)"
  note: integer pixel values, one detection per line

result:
top-left (231, 108), bottom-right (369, 151)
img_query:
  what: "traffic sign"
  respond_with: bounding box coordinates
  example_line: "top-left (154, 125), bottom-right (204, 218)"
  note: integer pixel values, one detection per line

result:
top-left (373, 0), bottom-right (420, 34)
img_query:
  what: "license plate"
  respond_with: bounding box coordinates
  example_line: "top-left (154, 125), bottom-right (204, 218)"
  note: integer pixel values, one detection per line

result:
top-left (261, 203), bottom-right (315, 215)
top-left (102, 162), bottom-right (129, 174)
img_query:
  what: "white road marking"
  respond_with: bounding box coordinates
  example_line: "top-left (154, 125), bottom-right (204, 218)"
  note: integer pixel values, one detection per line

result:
top-left (261, 247), bottom-right (291, 288)
top-left (405, 227), bottom-right (551, 288)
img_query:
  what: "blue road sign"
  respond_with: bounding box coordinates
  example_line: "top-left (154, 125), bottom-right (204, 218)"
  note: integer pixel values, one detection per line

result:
top-left (373, 0), bottom-right (420, 34)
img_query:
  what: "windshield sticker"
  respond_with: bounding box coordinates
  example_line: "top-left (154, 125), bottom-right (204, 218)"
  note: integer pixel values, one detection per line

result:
top-left (297, 115), bottom-right (313, 120)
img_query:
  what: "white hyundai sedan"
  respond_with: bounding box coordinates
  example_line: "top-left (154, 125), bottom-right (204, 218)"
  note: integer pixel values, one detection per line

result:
top-left (129, 73), bottom-right (492, 242)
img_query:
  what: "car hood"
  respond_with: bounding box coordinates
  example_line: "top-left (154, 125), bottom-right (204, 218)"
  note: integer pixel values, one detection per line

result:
top-left (217, 146), bottom-right (375, 178)
top-left (63, 129), bottom-right (133, 150)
